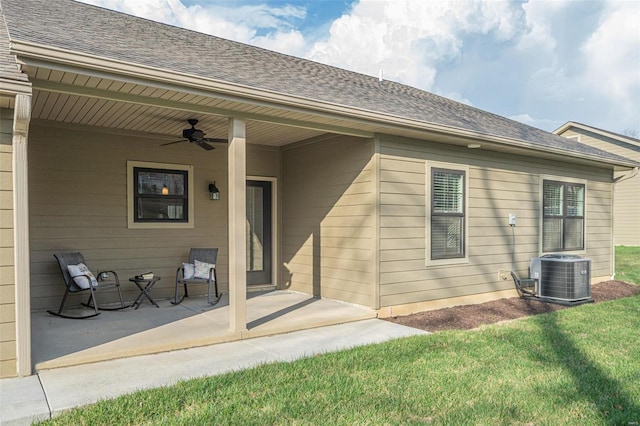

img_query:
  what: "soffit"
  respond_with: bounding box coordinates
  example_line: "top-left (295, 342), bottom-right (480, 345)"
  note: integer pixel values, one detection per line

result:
top-left (23, 63), bottom-right (383, 147)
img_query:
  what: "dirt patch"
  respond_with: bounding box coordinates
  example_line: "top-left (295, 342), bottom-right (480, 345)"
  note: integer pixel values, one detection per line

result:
top-left (384, 280), bottom-right (640, 332)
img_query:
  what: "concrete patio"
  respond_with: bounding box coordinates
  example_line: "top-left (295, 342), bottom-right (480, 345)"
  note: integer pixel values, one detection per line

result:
top-left (31, 290), bottom-right (378, 371)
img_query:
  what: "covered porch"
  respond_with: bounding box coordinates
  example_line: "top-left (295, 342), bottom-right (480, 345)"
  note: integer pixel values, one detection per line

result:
top-left (31, 290), bottom-right (376, 371)
top-left (7, 29), bottom-right (380, 377)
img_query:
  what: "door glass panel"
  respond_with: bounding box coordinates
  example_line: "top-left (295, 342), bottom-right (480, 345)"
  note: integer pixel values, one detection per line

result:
top-left (246, 186), bottom-right (264, 272)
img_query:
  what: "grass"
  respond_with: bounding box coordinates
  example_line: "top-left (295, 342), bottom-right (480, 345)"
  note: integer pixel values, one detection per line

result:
top-left (39, 247), bottom-right (640, 425)
top-left (39, 295), bottom-right (640, 425)
top-left (616, 245), bottom-right (640, 284)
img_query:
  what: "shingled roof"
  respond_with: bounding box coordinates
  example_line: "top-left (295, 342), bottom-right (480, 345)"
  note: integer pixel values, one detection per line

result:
top-left (1, 0), bottom-right (638, 167)
top-left (0, 4), bottom-right (28, 85)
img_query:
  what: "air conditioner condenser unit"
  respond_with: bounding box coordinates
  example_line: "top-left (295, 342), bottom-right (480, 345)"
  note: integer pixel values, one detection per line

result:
top-left (529, 254), bottom-right (592, 304)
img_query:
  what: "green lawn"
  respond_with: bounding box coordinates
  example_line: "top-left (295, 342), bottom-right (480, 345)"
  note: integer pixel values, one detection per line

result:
top-left (40, 295), bottom-right (640, 425)
top-left (616, 245), bottom-right (640, 284)
top-left (39, 247), bottom-right (640, 425)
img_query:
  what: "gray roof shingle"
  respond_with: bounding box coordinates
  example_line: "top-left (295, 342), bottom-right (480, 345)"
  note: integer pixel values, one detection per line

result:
top-left (1, 0), bottom-right (637, 166)
top-left (0, 2), bottom-right (28, 83)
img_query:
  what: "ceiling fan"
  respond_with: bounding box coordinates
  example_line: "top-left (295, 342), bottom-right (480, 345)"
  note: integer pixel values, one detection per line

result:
top-left (161, 119), bottom-right (227, 151)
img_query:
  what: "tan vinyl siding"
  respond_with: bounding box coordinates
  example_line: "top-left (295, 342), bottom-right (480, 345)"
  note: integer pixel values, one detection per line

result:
top-left (586, 180), bottom-right (613, 278)
top-left (28, 123), bottom-right (238, 311)
top-left (281, 135), bottom-right (375, 307)
top-left (560, 128), bottom-right (640, 246)
top-left (560, 129), bottom-right (639, 160)
top-left (614, 177), bottom-right (640, 245)
top-left (247, 144), bottom-right (279, 177)
top-left (0, 108), bottom-right (16, 377)
top-left (378, 135), bottom-right (613, 308)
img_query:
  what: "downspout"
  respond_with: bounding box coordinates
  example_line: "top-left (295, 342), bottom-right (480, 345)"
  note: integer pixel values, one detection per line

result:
top-left (610, 167), bottom-right (638, 280)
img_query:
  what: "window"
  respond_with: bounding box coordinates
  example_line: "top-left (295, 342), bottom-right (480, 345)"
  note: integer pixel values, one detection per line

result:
top-left (543, 180), bottom-right (585, 251)
top-left (127, 161), bottom-right (194, 229)
top-left (134, 167), bottom-right (188, 222)
top-left (431, 168), bottom-right (465, 260)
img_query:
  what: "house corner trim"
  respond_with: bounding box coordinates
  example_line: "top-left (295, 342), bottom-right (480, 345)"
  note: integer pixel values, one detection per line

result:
top-left (13, 93), bottom-right (32, 376)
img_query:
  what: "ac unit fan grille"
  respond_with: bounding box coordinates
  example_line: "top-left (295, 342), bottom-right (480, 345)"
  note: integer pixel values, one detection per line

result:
top-left (539, 259), bottom-right (591, 300)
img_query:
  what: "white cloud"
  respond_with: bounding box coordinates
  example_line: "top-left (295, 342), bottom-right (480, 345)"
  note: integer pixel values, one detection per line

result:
top-left (580, 2), bottom-right (640, 124)
top-left (252, 30), bottom-right (307, 58)
top-left (306, 0), bottom-right (528, 91)
top-left (80, 0), bottom-right (306, 49)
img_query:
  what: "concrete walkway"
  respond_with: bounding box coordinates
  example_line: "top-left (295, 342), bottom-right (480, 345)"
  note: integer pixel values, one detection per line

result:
top-left (1, 319), bottom-right (428, 425)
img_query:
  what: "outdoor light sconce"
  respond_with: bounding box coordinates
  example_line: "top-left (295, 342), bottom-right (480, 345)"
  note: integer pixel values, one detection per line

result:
top-left (161, 184), bottom-right (169, 195)
top-left (208, 181), bottom-right (220, 200)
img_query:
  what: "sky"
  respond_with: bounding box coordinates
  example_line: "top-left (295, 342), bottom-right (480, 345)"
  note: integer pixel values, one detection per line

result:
top-left (78, 0), bottom-right (640, 135)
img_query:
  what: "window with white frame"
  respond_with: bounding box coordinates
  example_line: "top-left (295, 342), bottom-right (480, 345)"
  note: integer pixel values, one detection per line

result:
top-left (127, 161), bottom-right (194, 229)
top-left (430, 168), bottom-right (466, 260)
top-left (542, 180), bottom-right (585, 252)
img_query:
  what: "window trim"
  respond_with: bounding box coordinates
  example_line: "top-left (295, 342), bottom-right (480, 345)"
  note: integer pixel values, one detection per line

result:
top-left (127, 161), bottom-right (195, 229)
top-left (539, 175), bottom-right (587, 255)
top-left (426, 162), bottom-right (469, 266)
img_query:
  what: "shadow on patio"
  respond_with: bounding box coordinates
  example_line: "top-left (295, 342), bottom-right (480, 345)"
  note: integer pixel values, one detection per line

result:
top-left (31, 290), bottom-right (376, 371)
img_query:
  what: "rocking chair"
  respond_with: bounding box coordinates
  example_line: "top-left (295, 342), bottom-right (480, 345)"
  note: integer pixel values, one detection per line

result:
top-left (172, 248), bottom-right (220, 305)
top-left (48, 252), bottom-right (128, 319)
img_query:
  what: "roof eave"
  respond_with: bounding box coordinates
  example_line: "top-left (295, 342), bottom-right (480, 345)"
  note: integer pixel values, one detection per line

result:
top-left (554, 121), bottom-right (640, 148)
top-left (10, 39), bottom-right (637, 169)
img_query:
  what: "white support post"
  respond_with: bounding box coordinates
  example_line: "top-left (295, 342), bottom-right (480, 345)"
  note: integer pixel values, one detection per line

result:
top-left (227, 118), bottom-right (247, 332)
top-left (13, 94), bottom-right (32, 376)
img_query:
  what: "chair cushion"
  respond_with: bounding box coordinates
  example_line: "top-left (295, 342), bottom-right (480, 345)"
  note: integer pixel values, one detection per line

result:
top-left (67, 263), bottom-right (98, 289)
top-left (182, 263), bottom-right (195, 279)
top-left (194, 259), bottom-right (216, 279)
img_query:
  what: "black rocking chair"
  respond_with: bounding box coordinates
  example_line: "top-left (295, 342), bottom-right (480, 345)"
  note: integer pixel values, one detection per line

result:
top-left (48, 252), bottom-right (128, 319)
top-left (172, 248), bottom-right (220, 305)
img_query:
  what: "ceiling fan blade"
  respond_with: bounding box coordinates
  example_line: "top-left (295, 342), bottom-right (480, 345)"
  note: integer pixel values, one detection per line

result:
top-left (195, 140), bottom-right (215, 150)
top-left (202, 138), bottom-right (229, 143)
top-left (160, 139), bottom-right (187, 146)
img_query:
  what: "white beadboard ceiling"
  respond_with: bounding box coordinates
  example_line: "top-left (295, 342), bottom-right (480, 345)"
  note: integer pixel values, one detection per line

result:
top-left (23, 64), bottom-right (376, 147)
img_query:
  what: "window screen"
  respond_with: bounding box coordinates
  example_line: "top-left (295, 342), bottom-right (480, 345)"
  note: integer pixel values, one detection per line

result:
top-left (543, 180), bottom-right (584, 251)
top-left (431, 169), bottom-right (465, 259)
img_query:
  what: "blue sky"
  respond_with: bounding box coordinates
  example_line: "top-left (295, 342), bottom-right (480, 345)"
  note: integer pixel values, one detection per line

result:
top-left (79, 0), bottom-right (639, 135)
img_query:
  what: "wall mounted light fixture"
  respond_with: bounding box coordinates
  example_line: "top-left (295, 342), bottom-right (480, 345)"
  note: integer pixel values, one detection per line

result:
top-left (208, 181), bottom-right (220, 200)
top-left (161, 184), bottom-right (169, 195)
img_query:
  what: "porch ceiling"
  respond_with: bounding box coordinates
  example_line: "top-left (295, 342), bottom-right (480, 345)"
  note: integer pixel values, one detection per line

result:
top-left (22, 63), bottom-right (382, 147)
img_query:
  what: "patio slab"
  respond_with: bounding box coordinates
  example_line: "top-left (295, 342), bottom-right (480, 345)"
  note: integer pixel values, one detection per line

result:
top-left (2, 318), bottom-right (428, 424)
top-left (32, 290), bottom-right (377, 370)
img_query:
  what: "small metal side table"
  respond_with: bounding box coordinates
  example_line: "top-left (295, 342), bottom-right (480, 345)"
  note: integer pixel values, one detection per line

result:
top-left (129, 276), bottom-right (161, 309)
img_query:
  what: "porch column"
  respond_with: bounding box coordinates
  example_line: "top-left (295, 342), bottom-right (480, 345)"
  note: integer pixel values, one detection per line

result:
top-left (228, 118), bottom-right (247, 332)
top-left (13, 94), bottom-right (32, 376)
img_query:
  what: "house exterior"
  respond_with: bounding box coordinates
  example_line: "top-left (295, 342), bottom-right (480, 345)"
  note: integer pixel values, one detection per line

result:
top-left (1, 0), bottom-right (638, 378)
top-left (554, 122), bottom-right (640, 247)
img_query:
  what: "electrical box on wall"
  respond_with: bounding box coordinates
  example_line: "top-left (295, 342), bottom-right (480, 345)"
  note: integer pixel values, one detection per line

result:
top-left (508, 214), bottom-right (516, 226)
